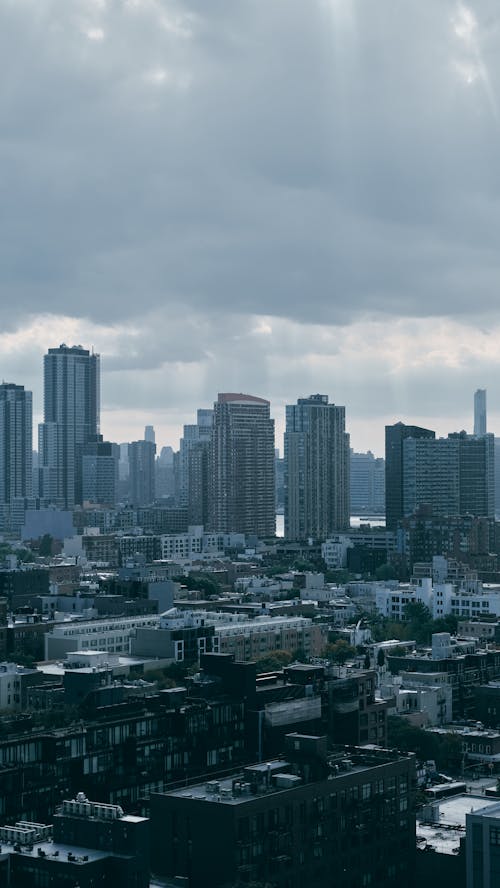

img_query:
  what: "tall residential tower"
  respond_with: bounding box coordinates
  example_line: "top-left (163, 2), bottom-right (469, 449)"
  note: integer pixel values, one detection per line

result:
top-left (0, 383), bottom-right (33, 507)
top-left (474, 388), bottom-right (487, 437)
top-left (38, 344), bottom-right (100, 508)
top-left (285, 394), bottom-right (350, 540)
top-left (385, 423), bottom-right (435, 530)
top-left (209, 393), bottom-right (275, 536)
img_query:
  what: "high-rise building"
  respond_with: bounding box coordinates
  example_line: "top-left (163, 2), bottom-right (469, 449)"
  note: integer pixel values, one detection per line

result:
top-left (402, 436), bottom-right (460, 518)
top-left (209, 393), bottom-right (275, 536)
top-left (179, 409), bottom-right (213, 511)
top-left (129, 440), bottom-right (156, 507)
top-left (385, 423), bottom-right (435, 530)
top-left (38, 344), bottom-right (100, 508)
top-left (453, 431), bottom-right (495, 517)
top-left (144, 425), bottom-right (156, 444)
top-left (285, 394), bottom-right (350, 540)
top-left (156, 445), bottom-right (175, 499)
top-left (394, 428), bottom-right (495, 523)
top-left (275, 449), bottom-right (285, 511)
top-left (350, 450), bottom-right (385, 515)
top-left (82, 436), bottom-right (119, 507)
top-left (474, 388), bottom-right (487, 437)
top-left (495, 439), bottom-right (500, 519)
top-left (0, 383), bottom-right (33, 506)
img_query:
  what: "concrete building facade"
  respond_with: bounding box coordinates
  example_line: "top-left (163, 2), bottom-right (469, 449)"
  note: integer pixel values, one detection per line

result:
top-left (285, 394), bottom-right (350, 540)
top-left (209, 393), bottom-right (275, 536)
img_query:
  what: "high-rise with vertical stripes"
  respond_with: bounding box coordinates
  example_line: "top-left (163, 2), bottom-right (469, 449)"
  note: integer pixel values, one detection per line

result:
top-left (0, 383), bottom-right (32, 508)
top-left (38, 344), bottom-right (100, 509)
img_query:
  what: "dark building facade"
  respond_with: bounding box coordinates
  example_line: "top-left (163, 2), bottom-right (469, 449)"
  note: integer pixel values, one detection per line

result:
top-left (388, 648), bottom-right (500, 719)
top-left (0, 687), bottom-right (246, 827)
top-left (385, 423), bottom-right (435, 531)
top-left (0, 383), bottom-right (33, 508)
top-left (128, 440), bottom-right (156, 507)
top-left (82, 435), bottom-right (118, 506)
top-left (2, 793), bottom-right (149, 888)
top-left (151, 734), bottom-right (416, 888)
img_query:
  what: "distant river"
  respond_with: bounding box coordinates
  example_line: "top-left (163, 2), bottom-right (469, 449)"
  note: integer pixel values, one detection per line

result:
top-left (275, 514), bottom-right (385, 538)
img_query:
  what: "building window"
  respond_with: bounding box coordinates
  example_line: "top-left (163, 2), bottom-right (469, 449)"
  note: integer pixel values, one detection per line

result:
top-left (174, 640), bottom-right (184, 662)
top-left (491, 827), bottom-right (500, 845)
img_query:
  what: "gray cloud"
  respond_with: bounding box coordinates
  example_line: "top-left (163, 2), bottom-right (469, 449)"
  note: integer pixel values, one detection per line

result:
top-left (2, 0), bottom-right (500, 450)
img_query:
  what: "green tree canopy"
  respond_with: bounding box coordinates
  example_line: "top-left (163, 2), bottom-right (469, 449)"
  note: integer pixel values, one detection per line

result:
top-left (254, 650), bottom-right (294, 673)
top-left (323, 639), bottom-right (356, 665)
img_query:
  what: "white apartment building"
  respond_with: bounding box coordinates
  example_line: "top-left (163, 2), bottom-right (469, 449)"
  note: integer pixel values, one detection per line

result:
top-left (380, 672), bottom-right (453, 726)
top-left (375, 576), bottom-right (500, 622)
top-left (160, 527), bottom-right (245, 562)
top-left (44, 614), bottom-right (160, 660)
top-left (321, 535), bottom-right (354, 569)
top-left (0, 663), bottom-right (38, 711)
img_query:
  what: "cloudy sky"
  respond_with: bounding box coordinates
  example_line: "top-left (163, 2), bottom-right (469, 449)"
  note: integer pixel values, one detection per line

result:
top-left (2, 0), bottom-right (500, 456)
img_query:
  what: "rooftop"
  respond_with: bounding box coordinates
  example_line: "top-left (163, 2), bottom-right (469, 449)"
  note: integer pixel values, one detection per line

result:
top-left (417, 793), bottom-right (499, 856)
top-left (1, 840), bottom-right (110, 865)
top-left (164, 747), bottom-right (412, 807)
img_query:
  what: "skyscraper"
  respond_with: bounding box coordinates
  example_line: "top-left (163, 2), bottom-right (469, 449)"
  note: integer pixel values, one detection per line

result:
top-left (129, 439), bottom-right (156, 506)
top-left (82, 436), bottom-right (119, 507)
top-left (144, 425), bottom-right (156, 444)
top-left (474, 388), bottom-right (487, 437)
top-left (402, 436), bottom-right (459, 518)
top-left (0, 384), bottom-right (33, 506)
top-left (350, 450), bottom-right (385, 515)
top-left (179, 409), bottom-right (213, 512)
top-left (285, 394), bottom-right (350, 540)
top-left (390, 426), bottom-right (495, 524)
top-left (385, 423), bottom-right (435, 530)
top-left (209, 393), bottom-right (275, 536)
top-left (38, 344), bottom-right (100, 508)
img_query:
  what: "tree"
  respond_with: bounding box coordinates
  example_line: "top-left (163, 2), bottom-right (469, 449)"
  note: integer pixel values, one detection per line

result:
top-left (17, 548), bottom-right (35, 563)
top-left (377, 648), bottom-right (386, 668)
top-left (39, 534), bottom-right (53, 557)
top-left (375, 563), bottom-right (398, 581)
top-left (404, 601), bottom-right (434, 646)
top-left (255, 651), bottom-right (294, 673)
top-left (323, 640), bottom-right (356, 665)
top-left (364, 652), bottom-right (371, 670)
top-left (387, 716), bottom-right (462, 772)
top-left (291, 648), bottom-right (308, 663)
top-left (174, 574), bottom-right (222, 599)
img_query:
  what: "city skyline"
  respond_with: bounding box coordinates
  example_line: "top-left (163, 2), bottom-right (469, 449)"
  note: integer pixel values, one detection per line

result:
top-left (2, 349), bottom-right (494, 460)
top-left (0, 350), bottom-right (495, 459)
top-left (2, 3), bottom-right (500, 456)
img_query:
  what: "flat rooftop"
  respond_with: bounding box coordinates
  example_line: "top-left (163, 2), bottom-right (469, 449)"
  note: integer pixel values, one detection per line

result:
top-left (3, 840), bottom-right (111, 864)
top-left (165, 749), bottom-right (411, 806)
top-left (417, 794), bottom-right (499, 856)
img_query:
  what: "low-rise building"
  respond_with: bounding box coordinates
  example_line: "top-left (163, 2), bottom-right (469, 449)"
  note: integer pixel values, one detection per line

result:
top-left (466, 799), bottom-right (500, 887)
top-left (44, 613), bottom-right (160, 659)
top-left (0, 662), bottom-right (42, 711)
top-left (0, 793), bottom-right (149, 888)
top-left (131, 608), bottom-right (326, 664)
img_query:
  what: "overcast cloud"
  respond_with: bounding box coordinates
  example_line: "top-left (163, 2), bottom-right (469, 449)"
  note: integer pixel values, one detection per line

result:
top-left (2, 0), bottom-right (500, 454)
